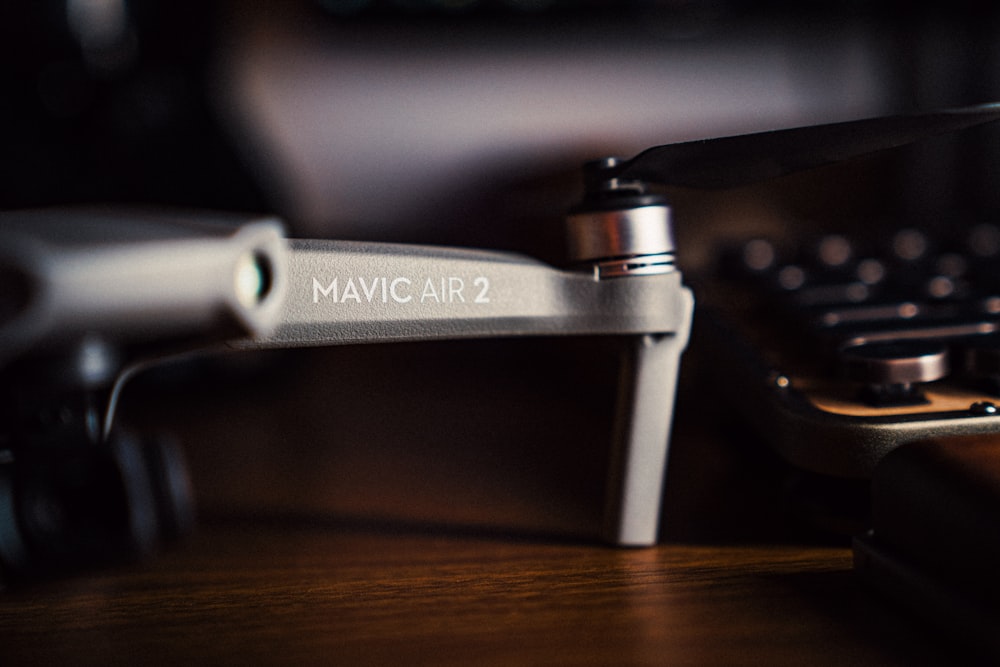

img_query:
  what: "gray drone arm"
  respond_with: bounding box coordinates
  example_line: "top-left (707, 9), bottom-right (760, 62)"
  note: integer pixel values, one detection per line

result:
top-left (234, 237), bottom-right (692, 547)
top-left (0, 208), bottom-right (691, 548)
top-left (239, 238), bottom-right (690, 347)
top-left (0, 209), bottom-right (287, 366)
top-left (238, 237), bottom-right (693, 547)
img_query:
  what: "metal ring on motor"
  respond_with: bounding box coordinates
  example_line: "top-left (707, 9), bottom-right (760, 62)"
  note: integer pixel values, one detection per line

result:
top-left (566, 204), bottom-right (676, 277)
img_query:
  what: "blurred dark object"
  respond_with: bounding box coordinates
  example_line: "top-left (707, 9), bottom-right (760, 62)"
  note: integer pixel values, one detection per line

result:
top-left (0, 0), bottom-right (265, 213)
top-left (0, 346), bottom-right (196, 586)
top-left (855, 434), bottom-right (1000, 661)
top-left (0, 427), bottom-right (194, 585)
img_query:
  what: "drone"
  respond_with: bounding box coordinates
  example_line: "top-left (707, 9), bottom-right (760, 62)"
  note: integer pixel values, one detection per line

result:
top-left (1, 102), bottom-right (999, 581)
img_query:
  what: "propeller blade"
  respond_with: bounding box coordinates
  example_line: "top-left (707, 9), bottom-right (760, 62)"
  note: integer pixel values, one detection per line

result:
top-left (614, 102), bottom-right (1000, 189)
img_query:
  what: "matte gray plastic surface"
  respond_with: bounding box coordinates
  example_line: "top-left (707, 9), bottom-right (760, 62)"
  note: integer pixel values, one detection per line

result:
top-left (240, 239), bottom-right (691, 348)
top-left (0, 208), bottom-right (287, 365)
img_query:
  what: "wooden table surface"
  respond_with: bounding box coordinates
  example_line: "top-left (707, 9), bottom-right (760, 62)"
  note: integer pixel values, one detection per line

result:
top-left (0, 521), bottom-right (954, 666)
top-left (0, 342), bottom-right (969, 665)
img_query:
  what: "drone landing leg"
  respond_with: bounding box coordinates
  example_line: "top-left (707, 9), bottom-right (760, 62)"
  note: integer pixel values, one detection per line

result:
top-left (603, 331), bottom-right (689, 547)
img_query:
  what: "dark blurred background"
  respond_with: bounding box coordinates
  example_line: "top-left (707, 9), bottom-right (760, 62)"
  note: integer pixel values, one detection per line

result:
top-left (3, 0), bottom-right (1000, 542)
top-left (5, 1), bottom-right (1000, 252)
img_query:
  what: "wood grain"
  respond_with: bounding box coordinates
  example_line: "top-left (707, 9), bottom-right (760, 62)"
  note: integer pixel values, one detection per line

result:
top-left (0, 520), bottom-right (958, 666)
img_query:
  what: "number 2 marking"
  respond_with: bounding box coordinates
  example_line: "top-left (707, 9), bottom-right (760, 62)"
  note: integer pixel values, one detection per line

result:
top-left (474, 276), bottom-right (491, 303)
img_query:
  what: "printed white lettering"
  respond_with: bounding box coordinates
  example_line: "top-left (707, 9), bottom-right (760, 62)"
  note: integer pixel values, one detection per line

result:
top-left (311, 275), bottom-right (491, 306)
top-left (474, 276), bottom-right (491, 303)
top-left (448, 277), bottom-right (465, 302)
top-left (421, 278), bottom-right (440, 303)
top-left (390, 277), bottom-right (412, 303)
top-left (359, 276), bottom-right (381, 303)
top-left (340, 278), bottom-right (361, 303)
top-left (313, 277), bottom-right (337, 303)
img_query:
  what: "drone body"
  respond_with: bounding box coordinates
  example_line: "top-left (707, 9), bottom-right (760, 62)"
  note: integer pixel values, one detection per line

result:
top-left (2, 102), bottom-right (1000, 580)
